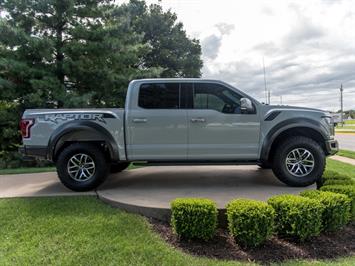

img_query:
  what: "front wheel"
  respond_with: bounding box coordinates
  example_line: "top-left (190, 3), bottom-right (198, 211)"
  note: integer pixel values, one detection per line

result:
top-left (272, 136), bottom-right (325, 187)
top-left (56, 143), bottom-right (109, 191)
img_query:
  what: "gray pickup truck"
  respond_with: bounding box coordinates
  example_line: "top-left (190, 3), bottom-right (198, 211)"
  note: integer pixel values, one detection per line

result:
top-left (20, 79), bottom-right (338, 191)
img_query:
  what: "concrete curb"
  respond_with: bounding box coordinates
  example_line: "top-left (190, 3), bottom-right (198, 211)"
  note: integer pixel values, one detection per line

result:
top-left (331, 155), bottom-right (355, 166)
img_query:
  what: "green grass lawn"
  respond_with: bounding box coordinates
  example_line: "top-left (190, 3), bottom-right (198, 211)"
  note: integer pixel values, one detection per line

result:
top-left (0, 197), bottom-right (243, 266)
top-left (0, 166), bottom-right (56, 175)
top-left (337, 149), bottom-right (355, 160)
top-left (326, 158), bottom-right (355, 179)
top-left (336, 124), bottom-right (355, 128)
top-left (336, 120), bottom-right (355, 132)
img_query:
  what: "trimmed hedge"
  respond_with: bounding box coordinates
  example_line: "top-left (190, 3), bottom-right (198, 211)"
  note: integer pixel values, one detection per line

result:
top-left (323, 179), bottom-right (355, 186)
top-left (320, 185), bottom-right (355, 219)
top-left (322, 170), bottom-right (352, 182)
top-left (300, 190), bottom-right (351, 231)
top-left (320, 170), bottom-right (354, 188)
top-left (171, 198), bottom-right (218, 240)
top-left (226, 199), bottom-right (274, 247)
top-left (267, 194), bottom-right (323, 240)
top-left (322, 170), bottom-right (343, 180)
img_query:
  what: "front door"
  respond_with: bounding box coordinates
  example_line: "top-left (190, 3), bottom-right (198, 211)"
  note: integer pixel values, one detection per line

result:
top-left (187, 82), bottom-right (260, 160)
top-left (126, 82), bottom-right (188, 160)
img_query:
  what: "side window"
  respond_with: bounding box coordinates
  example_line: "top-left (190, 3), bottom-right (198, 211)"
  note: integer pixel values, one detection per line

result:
top-left (138, 83), bottom-right (180, 109)
top-left (193, 83), bottom-right (242, 114)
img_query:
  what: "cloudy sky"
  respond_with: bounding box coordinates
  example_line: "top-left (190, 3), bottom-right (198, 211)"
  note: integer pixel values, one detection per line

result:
top-left (146, 0), bottom-right (355, 111)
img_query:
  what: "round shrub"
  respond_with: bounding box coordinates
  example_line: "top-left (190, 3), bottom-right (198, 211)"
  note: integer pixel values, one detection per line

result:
top-left (171, 198), bottom-right (218, 240)
top-left (320, 185), bottom-right (355, 219)
top-left (300, 190), bottom-right (351, 231)
top-left (267, 194), bottom-right (323, 241)
top-left (226, 199), bottom-right (274, 247)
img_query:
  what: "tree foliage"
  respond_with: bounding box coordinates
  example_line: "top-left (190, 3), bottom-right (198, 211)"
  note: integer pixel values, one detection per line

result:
top-left (0, 0), bottom-right (202, 166)
top-left (119, 0), bottom-right (202, 78)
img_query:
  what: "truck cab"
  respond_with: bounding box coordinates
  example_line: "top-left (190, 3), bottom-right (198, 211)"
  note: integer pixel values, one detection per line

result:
top-left (125, 79), bottom-right (260, 161)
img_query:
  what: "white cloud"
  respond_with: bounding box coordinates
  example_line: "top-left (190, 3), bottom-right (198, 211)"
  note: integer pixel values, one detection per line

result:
top-left (147, 0), bottom-right (355, 111)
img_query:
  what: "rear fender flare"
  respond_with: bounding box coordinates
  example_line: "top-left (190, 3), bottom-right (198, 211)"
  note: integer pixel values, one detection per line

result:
top-left (48, 121), bottom-right (119, 161)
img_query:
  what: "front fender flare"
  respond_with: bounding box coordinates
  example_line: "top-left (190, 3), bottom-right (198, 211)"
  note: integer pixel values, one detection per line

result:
top-left (260, 118), bottom-right (328, 162)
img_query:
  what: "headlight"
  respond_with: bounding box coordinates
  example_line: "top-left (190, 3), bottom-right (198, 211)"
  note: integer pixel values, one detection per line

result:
top-left (322, 116), bottom-right (334, 137)
top-left (322, 116), bottom-right (333, 125)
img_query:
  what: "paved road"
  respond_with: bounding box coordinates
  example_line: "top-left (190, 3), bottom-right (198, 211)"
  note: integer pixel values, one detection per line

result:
top-left (336, 133), bottom-right (355, 151)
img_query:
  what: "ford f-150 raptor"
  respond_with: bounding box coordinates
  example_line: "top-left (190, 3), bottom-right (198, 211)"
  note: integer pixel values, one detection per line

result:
top-left (19, 79), bottom-right (338, 191)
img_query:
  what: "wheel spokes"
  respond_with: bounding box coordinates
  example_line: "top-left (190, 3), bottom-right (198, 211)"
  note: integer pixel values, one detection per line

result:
top-left (285, 148), bottom-right (315, 177)
top-left (67, 153), bottom-right (96, 182)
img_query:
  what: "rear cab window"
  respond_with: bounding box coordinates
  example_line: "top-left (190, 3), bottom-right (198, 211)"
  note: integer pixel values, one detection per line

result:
top-left (138, 83), bottom-right (180, 109)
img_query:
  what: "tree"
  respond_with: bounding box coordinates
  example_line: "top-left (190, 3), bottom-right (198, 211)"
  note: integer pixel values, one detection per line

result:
top-left (120, 0), bottom-right (203, 78)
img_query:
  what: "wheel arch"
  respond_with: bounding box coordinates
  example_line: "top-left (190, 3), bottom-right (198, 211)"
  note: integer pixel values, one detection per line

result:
top-left (261, 118), bottom-right (328, 163)
top-left (48, 121), bottom-right (119, 162)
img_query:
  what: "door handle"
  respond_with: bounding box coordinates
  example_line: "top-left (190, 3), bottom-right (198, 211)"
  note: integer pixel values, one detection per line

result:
top-left (190, 118), bottom-right (206, 123)
top-left (132, 118), bottom-right (147, 123)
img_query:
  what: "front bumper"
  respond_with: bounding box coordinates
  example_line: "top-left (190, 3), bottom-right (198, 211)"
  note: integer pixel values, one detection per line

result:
top-left (19, 145), bottom-right (48, 159)
top-left (325, 139), bottom-right (339, 155)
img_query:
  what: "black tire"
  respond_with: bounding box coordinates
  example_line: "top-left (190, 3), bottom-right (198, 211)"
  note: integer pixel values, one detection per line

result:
top-left (56, 143), bottom-right (109, 192)
top-left (110, 162), bottom-right (130, 173)
top-left (271, 136), bottom-right (325, 187)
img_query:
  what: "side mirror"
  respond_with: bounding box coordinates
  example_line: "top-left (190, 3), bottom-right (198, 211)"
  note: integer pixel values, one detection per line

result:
top-left (240, 98), bottom-right (254, 114)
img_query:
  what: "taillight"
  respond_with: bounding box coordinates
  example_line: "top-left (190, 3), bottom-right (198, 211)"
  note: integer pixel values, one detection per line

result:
top-left (20, 118), bottom-right (35, 138)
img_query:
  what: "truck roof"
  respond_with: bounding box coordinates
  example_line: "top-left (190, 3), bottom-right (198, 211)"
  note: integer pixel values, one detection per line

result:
top-left (130, 78), bottom-right (222, 83)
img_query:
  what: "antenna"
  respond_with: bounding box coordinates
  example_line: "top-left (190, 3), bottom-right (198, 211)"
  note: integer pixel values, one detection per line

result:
top-left (268, 90), bottom-right (271, 105)
top-left (340, 84), bottom-right (343, 126)
top-left (263, 57), bottom-right (268, 104)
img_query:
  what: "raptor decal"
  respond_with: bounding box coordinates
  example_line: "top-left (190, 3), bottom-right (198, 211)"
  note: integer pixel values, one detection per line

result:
top-left (44, 113), bottom-right (106, 123)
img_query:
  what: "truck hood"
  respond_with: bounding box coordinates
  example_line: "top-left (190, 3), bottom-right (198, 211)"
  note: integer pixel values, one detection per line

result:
top-left (264, 104), bottom-right (328, 114)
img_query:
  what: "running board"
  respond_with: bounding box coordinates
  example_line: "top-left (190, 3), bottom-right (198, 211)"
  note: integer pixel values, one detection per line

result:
top-left (132, 160), bottom-right (259, 166)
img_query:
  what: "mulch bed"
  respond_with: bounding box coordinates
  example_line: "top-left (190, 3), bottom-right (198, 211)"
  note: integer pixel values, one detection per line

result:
top-left (150, 219), bottom-right (355, 265)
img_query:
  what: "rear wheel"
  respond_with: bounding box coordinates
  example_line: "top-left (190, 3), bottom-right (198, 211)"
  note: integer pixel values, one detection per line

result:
top-left (272, 136), bottom-right (325, 187)
top-left (56, 143), bottom-right (109, 191)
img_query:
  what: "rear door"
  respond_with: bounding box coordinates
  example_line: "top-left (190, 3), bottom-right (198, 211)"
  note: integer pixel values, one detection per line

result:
top-left (187, 82), bottom-right (260, 160)
top-left (126, 82), bottom-right (188, 160)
